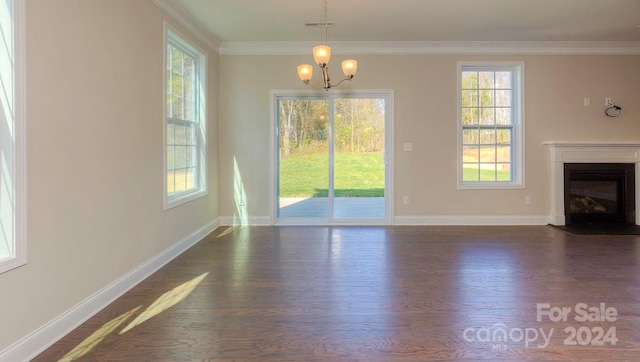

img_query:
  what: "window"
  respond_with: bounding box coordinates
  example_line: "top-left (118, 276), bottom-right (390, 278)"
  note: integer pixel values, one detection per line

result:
top-left (0, 0), bottom-right (25, 274)
top-left (164, 24), bottom-right (207, 209)
top-left (458, 62), bottom-right (524, 189)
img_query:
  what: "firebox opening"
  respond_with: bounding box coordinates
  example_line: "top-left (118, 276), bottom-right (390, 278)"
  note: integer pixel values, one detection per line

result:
top-left (564, 163), bottom-right (635, 226)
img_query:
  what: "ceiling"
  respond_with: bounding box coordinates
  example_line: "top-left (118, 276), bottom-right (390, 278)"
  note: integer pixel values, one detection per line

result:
top-left (169, 0), bottom-right (640, 44)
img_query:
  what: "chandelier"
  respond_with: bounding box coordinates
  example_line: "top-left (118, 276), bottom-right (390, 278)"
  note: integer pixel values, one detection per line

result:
top-left (297, 0), bottom-right (357, 90)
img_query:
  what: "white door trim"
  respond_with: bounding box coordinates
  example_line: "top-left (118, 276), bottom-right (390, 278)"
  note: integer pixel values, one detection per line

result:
top-left (270, 89), bottom-right (394, 225)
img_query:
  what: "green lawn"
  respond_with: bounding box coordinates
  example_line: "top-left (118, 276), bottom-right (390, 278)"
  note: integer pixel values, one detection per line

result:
top-left (279, 152), bottom-right (384, 197)
top-left (462, 167), bottom-right (512, 182)
top-left (279, 153), bottom-right (510, 197)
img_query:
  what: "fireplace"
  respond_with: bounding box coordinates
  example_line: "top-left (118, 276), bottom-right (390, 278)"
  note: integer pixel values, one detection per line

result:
top-left (544, 141), bottom-right (640, 226)
top-left (564, 163), bottom-right (635, 226)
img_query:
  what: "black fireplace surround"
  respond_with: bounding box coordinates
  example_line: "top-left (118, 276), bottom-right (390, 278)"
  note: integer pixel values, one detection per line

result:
top-left (564, 163), bottom-right (636, 226)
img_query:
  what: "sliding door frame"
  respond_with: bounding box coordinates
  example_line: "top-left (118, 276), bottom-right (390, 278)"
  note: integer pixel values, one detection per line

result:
top-left (270, 89), bottom-right (394, 225)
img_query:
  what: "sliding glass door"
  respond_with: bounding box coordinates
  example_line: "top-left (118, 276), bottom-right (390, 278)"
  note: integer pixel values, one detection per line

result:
top-left (278, 98), bottom-right (331, 218)
top-left (275, 92), bottom-right (391, 223)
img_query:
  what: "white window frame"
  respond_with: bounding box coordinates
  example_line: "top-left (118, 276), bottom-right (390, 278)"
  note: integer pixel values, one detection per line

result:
top-left (457, 61), bottom-right (524, 190)
top-left (163, 23), bottom-right (207, 210)
top-left (0, 0), bottom-right (26, 274)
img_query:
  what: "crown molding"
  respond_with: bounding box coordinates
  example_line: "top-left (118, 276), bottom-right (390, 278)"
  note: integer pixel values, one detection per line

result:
top-left (147, 1), bottom-right (640, 57)
top-left (152, 0), bottom-right (221, 52)
top-left (219, 40), bottom-right (640, 56)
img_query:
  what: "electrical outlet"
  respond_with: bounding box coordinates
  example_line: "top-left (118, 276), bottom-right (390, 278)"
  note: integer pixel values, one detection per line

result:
top-left (605, 97), bottom-right (612, 106)
top-left (403, 143), bottom-right (413, 152)
top-left (583, 98), bottom-right (590, 107)
top-left (403, 196), bottom-right (410, 205)
top-left (525, 196), bottom-right (532, 205)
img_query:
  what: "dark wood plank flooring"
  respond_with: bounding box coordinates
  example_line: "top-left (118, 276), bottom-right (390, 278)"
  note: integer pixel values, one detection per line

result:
top-left (34, 226), bottom-right (640, 361)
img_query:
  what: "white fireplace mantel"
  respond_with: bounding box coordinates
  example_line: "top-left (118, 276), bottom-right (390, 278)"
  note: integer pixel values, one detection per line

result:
top-left (544, 141), bottom-right (640, 225)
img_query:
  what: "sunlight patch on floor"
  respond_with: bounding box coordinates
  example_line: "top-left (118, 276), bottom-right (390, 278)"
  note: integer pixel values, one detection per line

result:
top-left (119, 272), bottom-right (209, 334)
top-left (59, 305), bottom-right (142, 361)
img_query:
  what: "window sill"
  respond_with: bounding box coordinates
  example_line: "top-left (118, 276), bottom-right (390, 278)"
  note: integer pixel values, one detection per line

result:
top-left (458, 182), bottom-right (525, 190)
top-left (164, 189), bottom-right (208, 210)
top-left (0, 256), bottom-right (27, 275)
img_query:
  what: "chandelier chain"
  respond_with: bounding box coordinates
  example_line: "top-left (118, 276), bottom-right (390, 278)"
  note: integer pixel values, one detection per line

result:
top-left (323, 0), bottom-right (328, 45)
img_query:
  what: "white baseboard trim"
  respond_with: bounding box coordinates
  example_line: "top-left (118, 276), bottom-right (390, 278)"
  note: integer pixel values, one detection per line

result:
top-left (395, 215), bottom-right (551, 225)
top-left (550, 213), bottom-right (566, 226)
top-left (219, 215), bottom-right (552, 226)
top-left (219, 215), bottom-right (271, 226)
top-left (0, 218), bottom-right (219, 362)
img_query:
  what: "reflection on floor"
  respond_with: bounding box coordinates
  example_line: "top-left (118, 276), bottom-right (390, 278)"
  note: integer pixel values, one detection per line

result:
top-left (279, 197), bottom-right (385, 218)
top-left (34, 226), bottom-right (640, 361)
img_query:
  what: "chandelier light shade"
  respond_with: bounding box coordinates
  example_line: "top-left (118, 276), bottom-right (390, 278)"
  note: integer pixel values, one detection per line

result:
top-left (341, 59), bottom-right (357, 78)
top-left (297, 64), bottom-right (313, 84)
top-left (313, 45), bottom-right (331, 66)
top-left (298, 0), bottom-right (357, 90)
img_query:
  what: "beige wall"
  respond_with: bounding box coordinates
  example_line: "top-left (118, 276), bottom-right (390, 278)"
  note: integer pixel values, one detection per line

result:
top-left (219, 54), bottom-right (640, 220)
top-left (1, 0), bottom-right (638, 355)
top-left (0, 0), bottom-right (219, 352)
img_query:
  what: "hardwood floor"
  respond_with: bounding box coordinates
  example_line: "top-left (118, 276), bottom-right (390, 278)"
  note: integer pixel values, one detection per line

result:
top-left (34, 226), bottom-right (640, 361)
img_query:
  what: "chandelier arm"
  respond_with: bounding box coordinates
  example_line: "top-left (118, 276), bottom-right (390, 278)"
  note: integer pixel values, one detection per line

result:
top-left (302, 74), bottom-right (352, 91)
top-left (329, 76), bottom-right (354, 89)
